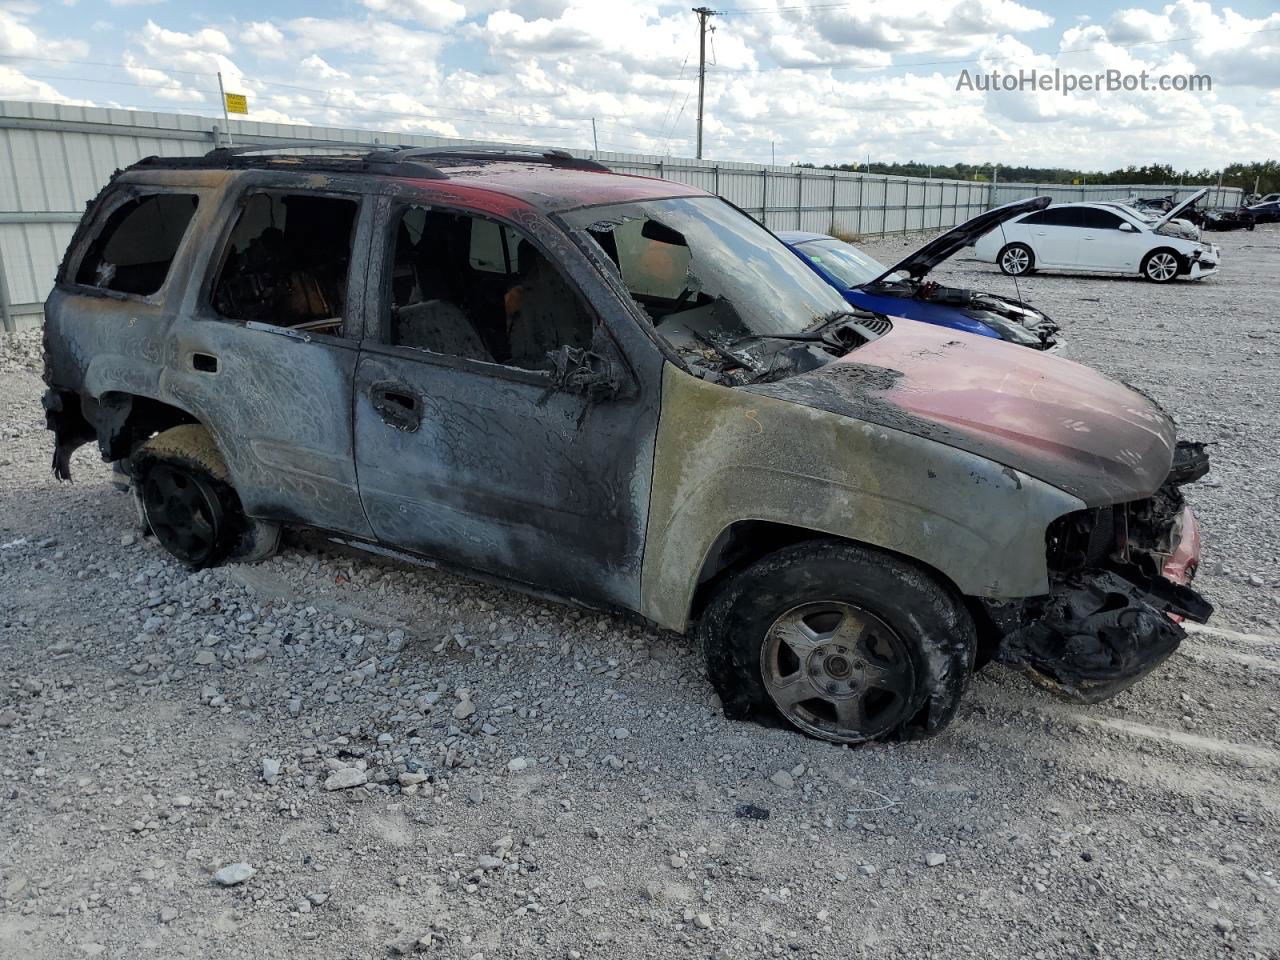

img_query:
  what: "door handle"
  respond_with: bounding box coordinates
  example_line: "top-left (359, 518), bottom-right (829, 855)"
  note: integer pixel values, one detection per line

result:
top-left (192, 352), bottom-right (219, 374)
top-left (370, 382), bottom-right (421, 432)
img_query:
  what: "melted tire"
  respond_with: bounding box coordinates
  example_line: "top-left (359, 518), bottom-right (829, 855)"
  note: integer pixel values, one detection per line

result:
top-left (132, 425), bottom-right (279, 568)
top-left (695, 539), bottom-right (977, 744)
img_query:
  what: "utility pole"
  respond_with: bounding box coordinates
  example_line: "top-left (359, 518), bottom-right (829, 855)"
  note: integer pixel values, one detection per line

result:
top-left (217, 71), bottom-right (233, 147)
top-left (771, 141), bottom-right (775, 166)
top-left (693, 6), bottom-right (717, 160)
top-left (591, 117), bottom-right (599, 156)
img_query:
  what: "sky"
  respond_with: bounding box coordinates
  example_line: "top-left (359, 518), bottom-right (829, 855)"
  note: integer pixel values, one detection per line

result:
top-left (0, 0), bottom-right (1277, 170)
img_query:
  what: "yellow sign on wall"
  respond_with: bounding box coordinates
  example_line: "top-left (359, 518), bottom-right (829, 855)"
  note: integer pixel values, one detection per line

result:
top-left (224, 93), bottom-right (248, 114)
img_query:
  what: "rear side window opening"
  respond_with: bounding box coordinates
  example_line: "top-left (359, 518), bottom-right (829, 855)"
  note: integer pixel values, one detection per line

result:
top-left (75, 192), bottom-right (199, 296)
top-left (212, 192), bottom-right (358, 336)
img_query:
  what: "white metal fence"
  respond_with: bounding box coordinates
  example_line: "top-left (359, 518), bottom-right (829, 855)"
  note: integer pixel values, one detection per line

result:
top-left (0, 99), bottom-right (1244, 331)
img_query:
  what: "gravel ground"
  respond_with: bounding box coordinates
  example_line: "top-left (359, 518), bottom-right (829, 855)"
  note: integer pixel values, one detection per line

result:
top-left (1, 226), bottom-right (1277, 960)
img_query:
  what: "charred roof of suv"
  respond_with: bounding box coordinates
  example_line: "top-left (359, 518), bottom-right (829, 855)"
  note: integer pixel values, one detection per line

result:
top-left (132, 144), bottom-right (611, 181)
top-left (125, 144), bottom-right (705, 212)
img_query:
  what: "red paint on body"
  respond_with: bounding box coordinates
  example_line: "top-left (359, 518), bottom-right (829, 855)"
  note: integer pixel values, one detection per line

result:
top-left (835, 319), bottom-right (1177, 500)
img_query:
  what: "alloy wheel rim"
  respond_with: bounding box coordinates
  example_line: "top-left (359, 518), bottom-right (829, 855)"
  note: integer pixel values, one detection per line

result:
top-left (142, 464), bottom-right (223, 565)
top-left (760, 601), bottom-right (917, 743)
top-left (1002, 248), bottom-right (1029, 273)
top-left (1148, 253), bottom-right (1177, 281)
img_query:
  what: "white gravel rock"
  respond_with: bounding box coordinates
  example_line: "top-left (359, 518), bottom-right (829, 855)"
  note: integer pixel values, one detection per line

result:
top-left (213, 863), bottom-right (256, 886)
top-left (323, 768), bottom-right (367, 791)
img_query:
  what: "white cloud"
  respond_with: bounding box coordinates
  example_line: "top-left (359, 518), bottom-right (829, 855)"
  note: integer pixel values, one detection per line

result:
top-left (1102, 0), bottom-right (1280, 87)
top-left (0, 64), bottom-right (88, 103)
top-left (241, 20), bottom-right (285, 52)
top-left (7, 0), bottom-right (1274, 172)
top-left (122, 51), bottom-right (205, 103)
top-left (360, 0), bottom-right (466, 30)
top-left (283, 17), bottom-right (447, 67)
top-left (0, 8), bottom-right (88, 59)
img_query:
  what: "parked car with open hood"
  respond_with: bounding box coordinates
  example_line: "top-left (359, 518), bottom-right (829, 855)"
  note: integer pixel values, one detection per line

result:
top-left (974, 189), bottom-right (1220, 283)
top-left (778, 197), bottom-right (1060, 351)
top-left (1186, 204), bottom-right (1255, 232)
top-left (43, 145), bottom-right (1212, 745)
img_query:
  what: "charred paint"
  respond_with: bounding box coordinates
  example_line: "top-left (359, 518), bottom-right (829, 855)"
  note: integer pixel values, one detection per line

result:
top-left (640, 361), bottom-right (1086, 632)
top-left (44, 152), bottom-right (1214, 723)
top-left (747, 322), bottom-right (1177, 507)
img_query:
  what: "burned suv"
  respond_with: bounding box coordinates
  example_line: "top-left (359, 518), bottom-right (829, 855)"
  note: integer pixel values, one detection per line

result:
top-left (44, 146), bottom-right (1212, 744)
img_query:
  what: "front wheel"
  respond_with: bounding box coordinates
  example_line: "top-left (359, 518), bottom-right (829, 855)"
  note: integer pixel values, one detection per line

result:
top-left (998, 243), bottom-right (1035, 276)
top-left (1141, 248), bottom-right (1182, 283)
top-left (696, 540), bottom-right (976, 744)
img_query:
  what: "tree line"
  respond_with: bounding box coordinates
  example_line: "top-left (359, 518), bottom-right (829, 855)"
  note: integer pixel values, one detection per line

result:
top-left (793, 159), bottom-right (1279, 194)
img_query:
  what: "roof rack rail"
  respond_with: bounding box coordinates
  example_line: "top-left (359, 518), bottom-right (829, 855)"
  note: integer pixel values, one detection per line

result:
top-left (172, 144), bottom-right (449, 179)
top-left (365, 145), bottom-right (609, 173)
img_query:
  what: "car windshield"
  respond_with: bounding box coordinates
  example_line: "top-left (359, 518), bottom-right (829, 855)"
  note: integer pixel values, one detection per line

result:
top-left (794, 237), bottom-right (892, 288)
top-left (1105, 202), bottom-right (1157, 223)
top-left (563, 196), bottom-right (852, 341)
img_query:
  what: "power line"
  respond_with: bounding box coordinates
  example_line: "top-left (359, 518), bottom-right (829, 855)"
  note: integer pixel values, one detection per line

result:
top-left (2, 54), bottom-right (686, 144)
top-left (7, 69), bottom-right (665, 141)
top-left (719, 1), bottom-right (861, 13)
top-left (0, 51), bottom-right (214, 77)
top-left (702, 24), bottom-right (1280, 74)
top-left (657, 53), bottom-right (691, 141)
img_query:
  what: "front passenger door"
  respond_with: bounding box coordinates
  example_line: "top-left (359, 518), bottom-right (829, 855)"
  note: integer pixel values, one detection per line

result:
top-left (1077, 208), bottom-right (1142, 271)
top-left (1023, 207), bottom-right (1082, 266)
top-left (353, 200), bottom-right (661, 611)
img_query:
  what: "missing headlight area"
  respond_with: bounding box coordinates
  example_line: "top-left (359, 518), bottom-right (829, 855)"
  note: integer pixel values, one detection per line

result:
top-left (986, 440), bottom-right (1214, 703)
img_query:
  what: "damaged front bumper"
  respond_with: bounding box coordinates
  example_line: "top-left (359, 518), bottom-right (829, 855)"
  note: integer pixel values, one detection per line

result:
top-left (985, 442), bottom-right (1213, 703)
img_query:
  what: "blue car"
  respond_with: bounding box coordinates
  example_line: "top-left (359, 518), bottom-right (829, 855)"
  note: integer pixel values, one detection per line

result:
top-left (778, 196), bottom-right (1061, 350)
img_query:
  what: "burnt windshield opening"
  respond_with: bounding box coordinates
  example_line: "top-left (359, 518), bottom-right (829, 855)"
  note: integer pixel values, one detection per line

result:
top-left (567, 196), bottom-right (888, 384)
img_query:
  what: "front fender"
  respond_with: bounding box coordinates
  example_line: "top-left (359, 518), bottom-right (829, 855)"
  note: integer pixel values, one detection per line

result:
top-left (640, 364), bottom-right (1083, 633)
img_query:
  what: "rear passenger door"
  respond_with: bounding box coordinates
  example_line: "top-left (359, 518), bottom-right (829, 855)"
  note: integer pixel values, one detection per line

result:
top-left (166, 178), bottom-right (376, 538)
top-left (352, 198), bottom-right (661, 612)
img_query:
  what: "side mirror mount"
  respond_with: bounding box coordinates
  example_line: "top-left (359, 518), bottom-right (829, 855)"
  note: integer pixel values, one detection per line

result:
top-left (1118, 222), bottom-right (1137, 233)
top-left (546, 337), bottom-right (631, 400)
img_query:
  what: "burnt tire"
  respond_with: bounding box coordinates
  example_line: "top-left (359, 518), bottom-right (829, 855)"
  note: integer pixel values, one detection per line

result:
top-left (997, 243), bottom-right (1034, 276)
top-left (132, 425), bottom-right (280, 569)
top-left (696, 539), bottom-right (976, 744)
top-left (1141, 248), bottom-right (1181, 283)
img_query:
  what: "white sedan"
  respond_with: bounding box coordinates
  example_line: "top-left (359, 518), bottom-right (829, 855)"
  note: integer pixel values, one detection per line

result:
top-left (973, 189), bottom-right (1220, 283)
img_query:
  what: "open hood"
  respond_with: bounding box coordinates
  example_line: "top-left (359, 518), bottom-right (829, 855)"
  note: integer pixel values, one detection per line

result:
top-left (1153, 188), bottom-right (1207, 231)
top-left (870, 195), bottom-right (1051, 284)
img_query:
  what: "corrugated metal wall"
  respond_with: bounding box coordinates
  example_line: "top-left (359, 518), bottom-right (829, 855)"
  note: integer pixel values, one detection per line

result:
top-left (0, 98), bottom-right (1244, 331)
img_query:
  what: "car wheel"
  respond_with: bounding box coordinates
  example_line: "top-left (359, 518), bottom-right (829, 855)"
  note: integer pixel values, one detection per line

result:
top-left (132, 425), bottom-right (280, 568)
top-left (1141, 248), bottom-right (1181, 283)
top-left (997, 243), bottom-right (1034, 276)
top-left (696, 539), bottom-right (976, 744)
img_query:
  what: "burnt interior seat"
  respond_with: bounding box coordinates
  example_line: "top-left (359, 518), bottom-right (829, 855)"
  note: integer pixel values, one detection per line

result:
top-left (506, 239), bottom-right (592, 368)
top-left (394, 299), bottom-right (494, 362)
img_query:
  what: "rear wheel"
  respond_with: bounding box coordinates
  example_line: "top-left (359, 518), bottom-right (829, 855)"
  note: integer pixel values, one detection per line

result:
top-left (697, 540), bottom-right (976, 744)
top-left (1141, 248), bottom-right (1181, 283)
top-left (132, 425), bottom-right (280, 568)
top-left (139, 461), bottom-right (228, 566)
top-left (998, 243), bottom-right (1034, 276)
